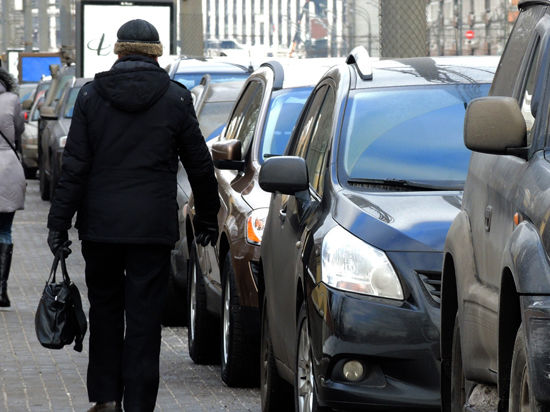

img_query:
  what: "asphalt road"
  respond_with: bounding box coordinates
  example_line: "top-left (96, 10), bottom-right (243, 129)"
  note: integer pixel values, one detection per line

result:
top-left (0, 180), bottom-right (260, 412)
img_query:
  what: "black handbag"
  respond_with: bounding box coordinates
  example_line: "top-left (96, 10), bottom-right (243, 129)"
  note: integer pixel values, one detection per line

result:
top-left (35, 251), bottom-right (87, 352)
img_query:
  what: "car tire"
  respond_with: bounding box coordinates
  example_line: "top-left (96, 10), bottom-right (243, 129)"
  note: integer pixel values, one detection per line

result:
top-left (295, 303), bottom-right (330, 412)
top-left (220, 252), bottom-right (259, 387)
top-left (509, 324), bottom-right (542, 412)
top-left (39, 154), bottom-right (50, 201)
top-left (161, 262), bottom-right (187, 327)
top-left (187, 241), bottom-right (219, 364)
top-left (451, 313), bottom-right (466, 412)
top-left (260, 297), bottom-right (293, 412)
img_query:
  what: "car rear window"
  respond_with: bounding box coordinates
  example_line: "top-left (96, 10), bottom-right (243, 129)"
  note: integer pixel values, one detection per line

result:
top-left (339, 83), bottom-right (491, 189)
top-left (198, 101), bottom-right (235, 139)
top-left (64, 86), bottom-right (82, 118)
top-left (259, 87), bottom-right (312, 164)
top-left (174, 72), bottom-right (249, 89)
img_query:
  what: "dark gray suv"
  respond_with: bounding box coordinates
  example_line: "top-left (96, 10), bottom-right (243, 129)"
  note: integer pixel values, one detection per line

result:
top-left (441, 1), bottom-right (550, 411)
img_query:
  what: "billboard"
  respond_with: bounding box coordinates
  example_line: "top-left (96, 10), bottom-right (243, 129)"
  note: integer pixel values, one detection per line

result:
top-left (78, 1), bottom-right (174, 78)
top-left (18, 53), bottom-right (62, 83)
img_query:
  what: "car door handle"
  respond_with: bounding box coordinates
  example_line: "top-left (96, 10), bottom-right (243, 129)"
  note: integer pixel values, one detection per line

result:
top-left (485, 206), bottom-right (492, 232)
top-left (279, 207), bottom-right (287, 223)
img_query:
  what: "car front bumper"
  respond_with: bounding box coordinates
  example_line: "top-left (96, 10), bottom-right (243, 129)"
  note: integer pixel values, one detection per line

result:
top-left (307, 282), bottom-right (440, 410)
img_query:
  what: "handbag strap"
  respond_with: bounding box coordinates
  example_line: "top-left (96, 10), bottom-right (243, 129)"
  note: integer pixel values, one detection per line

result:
top-left (47, 247), bottom-right (72, 284)
top-left (0, 128), bottom-right (20, 161)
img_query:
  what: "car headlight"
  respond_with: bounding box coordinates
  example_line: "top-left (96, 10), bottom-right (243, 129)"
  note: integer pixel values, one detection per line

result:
top-left (246, 208), bottom-right (269, 245)
top-left (321, 225), bottom-right (404, 300)
top-left (58, 136), bottom-right (67, 148)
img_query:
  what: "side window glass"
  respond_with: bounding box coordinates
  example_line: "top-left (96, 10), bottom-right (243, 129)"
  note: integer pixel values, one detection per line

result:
top-left (520, 40), bottom-right (540, 146)
top-left (304, 87), bottom-right (336, 195)
top-left (224, 82), bottom-right (256, 140)
top-left (291, 86), bottom-right (327, 157)
top-left (234, 82), bottom-right (263, 157)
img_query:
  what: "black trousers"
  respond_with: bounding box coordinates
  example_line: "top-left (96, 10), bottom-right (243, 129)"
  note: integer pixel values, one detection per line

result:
top-left (82, 241), bottom-right (171, 412)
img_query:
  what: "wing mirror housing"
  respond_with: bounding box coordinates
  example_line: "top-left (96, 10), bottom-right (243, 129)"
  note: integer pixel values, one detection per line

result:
top-left (259, 156), bottom-right (309, 195)
top-left (39, 105), bottom-right (58, 120)
top-left (211, 139), bottom-right (245, 170)
top-left (464, 97), bottom-right (527, 158)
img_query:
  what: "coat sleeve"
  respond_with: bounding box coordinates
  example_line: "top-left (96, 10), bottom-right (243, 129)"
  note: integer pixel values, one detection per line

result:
top-left (47, 89), bottom-right (92, 231)
top-left (176, 92), bottom-right (220, 224)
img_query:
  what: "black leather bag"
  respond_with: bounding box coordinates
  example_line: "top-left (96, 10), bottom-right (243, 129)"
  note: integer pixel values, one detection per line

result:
top-left (35, 252), bottom-right (87, 352)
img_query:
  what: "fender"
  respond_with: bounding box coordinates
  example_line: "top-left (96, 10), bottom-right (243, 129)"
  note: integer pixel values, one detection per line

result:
top-left (501, 221), bottom-right (550, 294)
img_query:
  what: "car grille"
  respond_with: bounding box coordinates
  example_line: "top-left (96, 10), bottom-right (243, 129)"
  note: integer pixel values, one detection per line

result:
top-left (417, 271), bottom-right (442, 306)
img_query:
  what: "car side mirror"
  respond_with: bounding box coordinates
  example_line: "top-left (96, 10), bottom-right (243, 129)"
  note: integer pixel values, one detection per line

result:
top-left (22, 99), bottom-right (33, 110)
top-left (211, 139), bottom-right (245, 170)
top-left (259, 156), bottom-right (309, 195)
top-left (39, 105), bottom-right (58, 120)
top-left (464, 97), bottom-right (527, 158)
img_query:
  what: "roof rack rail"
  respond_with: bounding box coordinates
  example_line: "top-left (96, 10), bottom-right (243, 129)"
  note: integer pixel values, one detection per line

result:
top-left (346, 46), bottom-right (373, 81)
top-left (260, 60), bottom-right (284, 90)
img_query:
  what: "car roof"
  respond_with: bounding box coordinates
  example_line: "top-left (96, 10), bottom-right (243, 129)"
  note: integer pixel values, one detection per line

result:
top-left (175, 58), bottom-right (250, 74)
top-left (73, 77), bottom-right (92, 87)
top-left (518, 0), bottom-right (550, 8)
top-left (351, 56), bottom-right (498, 89)
top-left (261, 57), bottom-right (342, 89)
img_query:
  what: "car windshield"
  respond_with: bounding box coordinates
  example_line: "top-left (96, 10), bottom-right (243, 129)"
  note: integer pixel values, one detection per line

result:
top-left (174, 72), bottom-right (249, 89)
top-left (339, 84), bottom-right (491, 190)
top-left (198, 101), bottom-right (235, 139)
top-left (64, 86), bottom-right (81, 118)
top-left (259, 87), bottom-right (312, 164)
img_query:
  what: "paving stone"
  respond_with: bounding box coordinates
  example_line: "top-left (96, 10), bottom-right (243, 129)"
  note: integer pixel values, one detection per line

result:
top-left (0, 181), bottom-right (260, 411)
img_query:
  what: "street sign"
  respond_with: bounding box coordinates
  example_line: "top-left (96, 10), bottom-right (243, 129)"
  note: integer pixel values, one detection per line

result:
top-left (465, 30), bottom-right (475, 40)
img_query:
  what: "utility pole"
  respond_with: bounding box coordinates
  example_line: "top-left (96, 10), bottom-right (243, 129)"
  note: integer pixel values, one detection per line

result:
top-left (24, 0), bottom-right (33, 51)
top-left (180, 0), bottom-right (204, 56)
top-left (39, 0), bottom-right (50, 51)
top-left (2, 0), bottom-right (11, 53)
top-left (60, 0), bottom-right (74, 63)
top-left (380, 0), bottom-right (428, 58)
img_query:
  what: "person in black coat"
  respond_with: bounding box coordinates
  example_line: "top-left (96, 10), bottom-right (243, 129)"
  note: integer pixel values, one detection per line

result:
top-left (47, 19), bottom-right (220, 412)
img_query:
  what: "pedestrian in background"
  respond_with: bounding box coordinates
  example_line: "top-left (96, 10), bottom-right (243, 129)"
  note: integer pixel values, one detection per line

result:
top-left (0, 67), bottom-right (25, 308)
top-left (47, 19), bottom-right (220, 412)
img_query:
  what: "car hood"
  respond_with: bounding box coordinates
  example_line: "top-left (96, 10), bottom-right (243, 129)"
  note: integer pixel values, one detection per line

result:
top-left (333, 189), bottom-right (463, 252)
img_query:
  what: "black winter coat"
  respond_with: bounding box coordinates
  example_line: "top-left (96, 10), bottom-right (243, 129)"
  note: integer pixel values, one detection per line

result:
top-left (47, 55), bottom-right (220, 246)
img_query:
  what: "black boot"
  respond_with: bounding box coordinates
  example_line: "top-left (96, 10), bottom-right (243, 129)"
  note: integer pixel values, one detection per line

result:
top-left (0, 243), bottom-right (13, 307)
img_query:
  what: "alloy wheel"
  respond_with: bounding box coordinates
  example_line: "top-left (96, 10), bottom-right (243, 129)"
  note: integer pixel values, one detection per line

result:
top-left (297, 317), bottom-right (314, 412)
top-left (189, 263), bottom-right (197, 342)
top-left (222, 277), bottom-right (231, 366)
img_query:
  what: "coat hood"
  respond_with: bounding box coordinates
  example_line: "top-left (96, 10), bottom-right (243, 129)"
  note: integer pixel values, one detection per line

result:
top-left (93, 55), bottom-right (170, 112)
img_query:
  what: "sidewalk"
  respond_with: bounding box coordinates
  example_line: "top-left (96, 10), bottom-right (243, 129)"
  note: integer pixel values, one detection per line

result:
top-left (0, 181), bottom-right (260, 412)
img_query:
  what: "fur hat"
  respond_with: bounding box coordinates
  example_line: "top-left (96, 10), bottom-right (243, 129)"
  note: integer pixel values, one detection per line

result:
top-left (0, 67), bottom-right (17, 93)
top-left (113, 19), bottom-right (163, 57)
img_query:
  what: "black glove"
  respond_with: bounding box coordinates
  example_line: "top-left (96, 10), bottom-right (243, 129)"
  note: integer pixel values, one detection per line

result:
top-left (193, 215), bottom-right (218, 247)
top-left (47, 230), bottom-right (72, 257)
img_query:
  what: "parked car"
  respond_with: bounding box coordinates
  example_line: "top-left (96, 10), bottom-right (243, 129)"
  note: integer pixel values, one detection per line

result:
top-left (168, 57), bottom-right (252, 90)
top-left (441, 2), bottom-right (550, 411)
top-left (39, 78), bottom-right (90, 201)
top-left (258, 49), bottom-right (497, 411)
top-left (162, 78), bottom-right (245, 327)
top-left (38, 64), bottom-right (75, 200)
top-left (18, 82), bottom-right (38, 109)
top-left (185, 58), bottom-right (340, 387)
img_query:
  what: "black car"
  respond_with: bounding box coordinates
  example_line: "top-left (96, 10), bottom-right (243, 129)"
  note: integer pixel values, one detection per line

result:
top-left (441, 1), bottom-right (550, 411)
top-left (39, 78), bottom-right (90, 201)
top-left (258, 49), bottom-right (497, 411)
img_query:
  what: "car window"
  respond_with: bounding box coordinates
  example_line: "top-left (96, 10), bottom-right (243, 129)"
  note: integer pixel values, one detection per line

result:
top-left (64, 87), bottom-right (81, 118)
top-left (290, 86), bottom-right (328, 157)
top-left (224, 82), bottom-right (258, 141)
top-left (197, 101), bottom-right (235, 139)
top-left (520, 38), bottom-right (540, 146)
top-left (304, 87), bottom-right (336, 195)
top-left (234, 81), bottom-right (264, 158)
top-left (174, 72), bottom-right (249, 89)
top-left (259, 87), bottom-right (312, 164)
top-left (491, 6), bottom-right (545, 96)
top-left (31, 96), bottom-right (45, 121)
top-left (55, 83), bottom-right (71, 114)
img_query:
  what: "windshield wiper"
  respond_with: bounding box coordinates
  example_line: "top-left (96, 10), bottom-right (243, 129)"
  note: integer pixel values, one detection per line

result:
top-left (347, 178), bottom-right (461, 190)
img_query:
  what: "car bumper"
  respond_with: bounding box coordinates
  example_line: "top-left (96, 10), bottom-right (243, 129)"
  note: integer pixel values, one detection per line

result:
top-left (522, 296), bottom-right (550, 405)
top-left (307, 282), bottom-right (440, 410)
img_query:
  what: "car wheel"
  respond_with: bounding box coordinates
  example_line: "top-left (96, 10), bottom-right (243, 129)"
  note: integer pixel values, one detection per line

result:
top-left (161, 261), bottom-right (187, 327)
top-left (509, 324), bottom-right (539, 412)
top-left (295, 303), bottom-right (329, 412)
top-left (187, 241), bottom-right (219, 364)
top-left (39, 154), bottom-right (50, 201)
top-left (260, 297), bottom-right (293, 412)
top-left (220, 253), bottom-right (259, 387)
top-left (451, 313), bottom-right (466, 412)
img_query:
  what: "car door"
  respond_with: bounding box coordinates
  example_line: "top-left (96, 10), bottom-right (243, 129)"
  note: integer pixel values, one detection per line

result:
top-left (462, 10), bottom-right (548, 380)
top-left (266, 83), bottom-right (337, 369)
